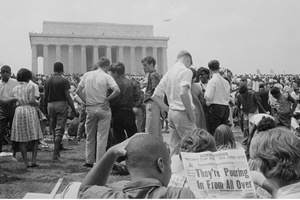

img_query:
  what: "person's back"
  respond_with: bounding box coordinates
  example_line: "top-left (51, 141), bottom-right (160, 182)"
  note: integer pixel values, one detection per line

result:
top-left (44, 74), bottom-right (69, 103)
top-left (257, 85), bottom-right (271, 113)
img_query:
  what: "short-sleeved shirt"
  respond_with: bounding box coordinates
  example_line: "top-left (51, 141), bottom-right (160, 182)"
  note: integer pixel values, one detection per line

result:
top-left (44, 74), bottom-right (70, 102)
top-left (204, 73), bottom-right (230, 106)
top-left (0, 78), bottom-right (18, 101)
top-left (79, 68), bottom-right (118, 106)
top-left (78, 178), bottom-right (195, 199)
top-left (153, 62), bottom-right (195, 111)
top-left (144, 70), bottom-right (160, 103)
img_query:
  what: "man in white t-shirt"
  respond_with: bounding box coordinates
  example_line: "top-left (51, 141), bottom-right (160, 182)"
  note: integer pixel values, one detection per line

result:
top-left (76, 57), bottom-right (120, 167)
top-left (152, 51), bottom-right (197, 156)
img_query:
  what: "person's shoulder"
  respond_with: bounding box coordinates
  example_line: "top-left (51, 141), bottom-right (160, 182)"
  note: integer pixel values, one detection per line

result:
top-left (78, 185), bottom-right (122, 199)
top-left (166, 186), bottom-right (196, 198)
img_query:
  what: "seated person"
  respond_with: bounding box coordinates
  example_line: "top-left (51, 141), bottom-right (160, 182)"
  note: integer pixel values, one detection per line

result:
top-left (78, 134), bottom-right (195, 199)
top-left (251, 127), bottom-right (300, 198)
top-left (214, 124), bottom-right (243, 151)
top-left (169, 128), bottom-right (217, 188)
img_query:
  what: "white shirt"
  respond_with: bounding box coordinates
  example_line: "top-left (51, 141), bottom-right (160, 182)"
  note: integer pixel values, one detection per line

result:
top-left (249, 113), bottom-right (274, 126)
top-left (29, 80), bottom-right (39, 98)
top-left (204, 73), bottom-right (230, 106)
top-left (276, 181), bottom-right (300, 199)
top-left (153, 62), bottom-right (195, 111)
top-left (0, 78), bottom-right (18, 101)
top-left (78, 68), bottom-right (119, 106)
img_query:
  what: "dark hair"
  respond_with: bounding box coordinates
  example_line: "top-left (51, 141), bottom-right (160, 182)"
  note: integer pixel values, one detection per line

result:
top-left (189, 68), bottom-right (197, 80)
top-left (270, 87), bottom-right (280, 95)
top-left (97, 57), bottom-right (110, 68)
top-left (109, 62), bottom-right (125, 75)
top-left (198, 67), bottom-right (210, 76)
top-left (17, 68), bottom-right (32, 82)
top-left (1, 65), bottom-right (11, 72)
top-left (257, 117), bottom-right (276, 132)
top-left (239, 85), bottom-right (248, 94)
top-left (54, 62), bottom-right (64, 73)
top-left (208, 60), bottom-right (220, 71)
top-left (141, 56), bottom-right (156, 67)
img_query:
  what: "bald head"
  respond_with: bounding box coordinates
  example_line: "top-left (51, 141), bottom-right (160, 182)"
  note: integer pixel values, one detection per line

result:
top-left (125, 134), bottom-right (170, 170)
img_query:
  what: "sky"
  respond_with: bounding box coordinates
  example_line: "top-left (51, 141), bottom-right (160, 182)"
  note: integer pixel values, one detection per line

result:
top-left (1, 0), bottom-right (300, 75)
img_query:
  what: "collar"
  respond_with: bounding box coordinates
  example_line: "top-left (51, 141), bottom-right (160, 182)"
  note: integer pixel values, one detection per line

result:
top-left (149, 69), bottom-right (157, 75)
top-left (123, 178), bottom-right (163, 192)
top-left (1, 78), bottom-right (10, 84)
top-left (212, 73), bottom-right (221, 77)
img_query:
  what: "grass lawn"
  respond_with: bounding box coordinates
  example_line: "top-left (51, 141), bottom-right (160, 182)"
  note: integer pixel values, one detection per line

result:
top-left (0, 127), bottom-right (243, 199)
top-left (0, 136), bottom-right (130, 199)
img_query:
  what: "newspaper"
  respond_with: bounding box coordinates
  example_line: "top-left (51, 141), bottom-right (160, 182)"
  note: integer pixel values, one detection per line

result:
top-left (181, 149), bottom-right (256, 199)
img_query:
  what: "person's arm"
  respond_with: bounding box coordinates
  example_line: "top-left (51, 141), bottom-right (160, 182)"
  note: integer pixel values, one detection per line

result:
top-left (204, 80), bottom-right (215, 105)
top-left (76, 85), bottom-right (86, 104)
top-left (288, 94), bottom-right (297, 115)
top-left (29, 85), bottom-right (39, 107)
top-left (132, 81), bottom-right (143, 108)
top-left (64, 89), bottom-right (79, 117)
top-left (254, 93), bottom-right (266, 113)
top-left (0, 98), bottom-right (17, 106)
top-left (152, 95), bottom-right (169, 112)
top-left (247, 124), bottom-right (257, 153)
top-left (180, 85), bottom-right (195, 123)
top-left (43, 85), bottom-right (49, 116)
top-left (79, 135), bottom-right (131, 191)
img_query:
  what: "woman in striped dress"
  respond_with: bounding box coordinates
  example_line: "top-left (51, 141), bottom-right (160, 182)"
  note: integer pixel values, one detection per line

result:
top-left (10, 68), bottom-right (43, 168)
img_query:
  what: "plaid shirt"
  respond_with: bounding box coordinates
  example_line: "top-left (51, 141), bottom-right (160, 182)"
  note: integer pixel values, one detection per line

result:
top-left (144, 70), bottom-right (161, 103)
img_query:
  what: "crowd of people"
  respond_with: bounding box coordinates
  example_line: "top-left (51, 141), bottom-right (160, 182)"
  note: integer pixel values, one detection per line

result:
top-left (1, 49), bottom-right (300, 198)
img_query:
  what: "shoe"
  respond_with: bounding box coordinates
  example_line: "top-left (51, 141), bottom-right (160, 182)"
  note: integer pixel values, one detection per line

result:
top-left (83, 163), bottom-right (93, 168)
top-left (77, 137), bottom-right (81, 142)
top-left (31, 164), bottom-right (39, 168)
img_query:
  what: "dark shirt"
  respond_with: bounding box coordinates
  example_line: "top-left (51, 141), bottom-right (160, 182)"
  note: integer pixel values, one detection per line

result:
top-left (44, 74), bottom-right (70, 103)
top-left (257, 88), bottom-right (271, 113)
top-left (110, 76), bottom-right (142, 109)
top-left (237, 90), bottom-right (261, 114)
top-left (78, 178), bottom-right (195, 199)
top-left (144, 70), bottom-right (161, 103)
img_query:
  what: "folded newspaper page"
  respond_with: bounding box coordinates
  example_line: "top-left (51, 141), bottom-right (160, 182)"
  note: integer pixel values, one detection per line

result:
top-left (181, 149), bottom-right (256, 199)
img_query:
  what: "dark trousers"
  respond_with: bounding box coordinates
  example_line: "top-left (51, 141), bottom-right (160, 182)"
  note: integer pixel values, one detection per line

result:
top-left (208, 104), bottom-right (230, 135)
top-left (112, 108), bottom-right (137, 144)
top-left (0, 105), bottom-right (15, 152)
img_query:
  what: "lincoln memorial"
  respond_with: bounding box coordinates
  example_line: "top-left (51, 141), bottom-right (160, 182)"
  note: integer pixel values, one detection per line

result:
top-left (29, 21), bottom-right (169, 75)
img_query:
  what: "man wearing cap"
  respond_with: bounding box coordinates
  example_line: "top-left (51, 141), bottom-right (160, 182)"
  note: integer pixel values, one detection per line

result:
top-left (0, 65), bottom-right (18, 153)
top-left (152, 50), bottom-right (197, 156)
top-left (204, 60), bottom-right (231, 135)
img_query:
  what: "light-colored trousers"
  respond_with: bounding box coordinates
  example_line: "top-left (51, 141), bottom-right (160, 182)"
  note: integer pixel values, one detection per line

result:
top-left (145, 100), bottom-right (162, 141)
top-left (133, 107), bottom-right (143, 133)
top-left (85, 105), bottom-right (111, 164)
top-left (168, 109), bottom-right (197, 156)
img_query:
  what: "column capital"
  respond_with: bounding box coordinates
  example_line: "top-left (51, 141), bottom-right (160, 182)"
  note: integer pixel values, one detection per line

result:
top-left (56, 44), bottom-right (61, 47)
top-left (81, 45), bottom-right (87, 48)
top-left (130, 46), bottom-right (136, 49)
top-left (68, 45), bottom-right (74, 47)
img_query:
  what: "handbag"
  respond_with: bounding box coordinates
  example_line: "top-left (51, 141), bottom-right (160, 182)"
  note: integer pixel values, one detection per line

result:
top-left (36, 108), bottom-right (47, 135)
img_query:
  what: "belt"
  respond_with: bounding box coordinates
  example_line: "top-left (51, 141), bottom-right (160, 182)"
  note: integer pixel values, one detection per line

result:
top-left (114, 107), bottom-right (133, 110)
